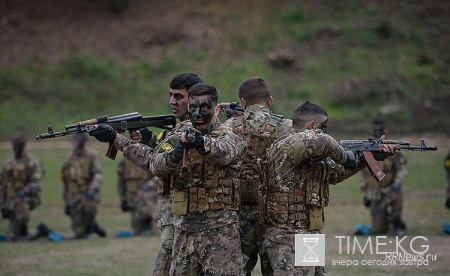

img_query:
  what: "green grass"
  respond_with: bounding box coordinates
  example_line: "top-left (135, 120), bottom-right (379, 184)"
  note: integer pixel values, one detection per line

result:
top-left (0, 137), bottom-right (449, 275)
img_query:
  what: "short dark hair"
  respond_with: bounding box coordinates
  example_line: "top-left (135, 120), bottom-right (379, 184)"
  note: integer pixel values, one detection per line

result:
top-left (292, 101), bottom-right (328, 128)
top-left (188, 83), bottom-right (219, 105)
top-left (238, 77), bottom-right (271, 105)
top-left (170, 73), bottom-right (203, 90)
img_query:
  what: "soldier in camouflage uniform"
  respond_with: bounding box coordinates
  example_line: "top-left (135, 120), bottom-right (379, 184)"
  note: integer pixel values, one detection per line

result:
top-left (0, 135), bottom-right (44, 241)
top-left (89, 83), bottom-right (247, 275)
top-left (360, 119), bottom-right (408, 237)
top-left (117, 158), bottom-right (158, 236)
top-left (260, 101), bottom-right (397, 275)
top-left (61, 133), bottom-right (106, 239)
top-left (128, 73), bottom-right (203, 275)
top-left (223, 77), bottom-right (292, 276)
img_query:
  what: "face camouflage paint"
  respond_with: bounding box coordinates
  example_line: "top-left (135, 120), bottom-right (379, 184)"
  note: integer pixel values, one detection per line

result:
top-left (188, 95), bottom-right (215, 131)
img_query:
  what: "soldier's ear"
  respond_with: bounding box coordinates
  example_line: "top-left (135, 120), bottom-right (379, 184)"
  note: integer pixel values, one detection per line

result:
top-left (241, 98), bottom-right (248, 109)
top-left (267, 96), bottom-right (273, 108)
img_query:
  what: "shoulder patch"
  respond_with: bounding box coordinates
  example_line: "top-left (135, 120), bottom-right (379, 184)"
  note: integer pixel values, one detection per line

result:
top-left (160, 142), bottom-right (173, 151)
top-left (326, 157), bottom-right (336, 168)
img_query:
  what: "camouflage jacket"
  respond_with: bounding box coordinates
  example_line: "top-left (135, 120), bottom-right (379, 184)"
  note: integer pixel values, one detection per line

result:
top-left (117, 158), bottom-right (158, 208)
top-left (61, 149), bottom-right (103, 202)
top-left (149, 119), bottom-right (245, 232)
top-left (224, 104), bottom-right (292, 220)
top-left (262, 129), bottom-right (365, 230)
top-left (0, 153), bottom-right (44, 210)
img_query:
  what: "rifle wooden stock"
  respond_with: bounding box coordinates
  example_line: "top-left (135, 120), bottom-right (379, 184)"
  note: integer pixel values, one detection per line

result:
top-left (362, 151), bottom-right (385, 182)
top-left (106, 141), bottom-right (119, 160)
top-left (105, 129), bottom-right (122, 160)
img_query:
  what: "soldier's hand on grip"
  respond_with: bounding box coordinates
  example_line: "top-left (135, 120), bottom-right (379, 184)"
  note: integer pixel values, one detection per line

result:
top-left (139, 128), bottom-right (153, 144)
top-left (172, 140), bottom-right (185, 162)
top-left (183, 128), bottom-right (204, 150)
top-left (88, 124), bottom-right (117, 143)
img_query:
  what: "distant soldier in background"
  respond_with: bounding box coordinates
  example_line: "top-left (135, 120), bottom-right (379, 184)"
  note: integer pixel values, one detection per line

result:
top-left (61, 133), bottom-right (106, 239)
top-left (360, 119), bottom-right (408, 236)
top-left (117, 158), bottom-right (158, 236)
top-left (0, 134), bottom-right (44, 241)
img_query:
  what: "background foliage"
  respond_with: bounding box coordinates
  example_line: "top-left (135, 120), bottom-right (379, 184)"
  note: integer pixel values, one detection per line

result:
top-left (0, 0), bottom-right (449, 141)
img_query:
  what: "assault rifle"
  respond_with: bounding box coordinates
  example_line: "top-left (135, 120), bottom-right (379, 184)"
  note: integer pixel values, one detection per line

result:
top-left (339, 138), bottom-right (438, 182)
top-left (35, 112), bottom-right (176, 160)
top-left (219, 102), bottom-right (244, 119)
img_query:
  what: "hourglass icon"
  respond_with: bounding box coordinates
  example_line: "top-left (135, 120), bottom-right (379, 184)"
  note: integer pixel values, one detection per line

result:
top-left (302, 237), bottom-right (319, 262)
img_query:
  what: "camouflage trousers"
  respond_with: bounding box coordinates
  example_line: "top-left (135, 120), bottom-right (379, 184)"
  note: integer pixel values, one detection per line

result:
top-left (239, 218), bottom-right (272, 276)
top-left (131, 209), bottom-right (152, 236)
top-left (170, 222), bottom-right (246, 276)
top-left (152, 224), bottom-right (175, 276)
top-left (264, 226), bottom-right (323, 276)
top-left (68, 198), bottom-right (97, 238)
top-left (8, 199), bottom-right (30, 239)
top-left (132, 187), bottom-right (157, 235)
top-left (370, 190), bottom-right (403, 234)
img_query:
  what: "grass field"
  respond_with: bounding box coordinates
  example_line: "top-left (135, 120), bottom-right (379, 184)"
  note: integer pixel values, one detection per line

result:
top-left (0, 136), bottom-right (449, 275)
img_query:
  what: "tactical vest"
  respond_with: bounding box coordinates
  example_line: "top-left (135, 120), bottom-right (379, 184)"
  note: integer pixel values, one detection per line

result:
top-left (232, 113), bottom-right (283, 203)
top-left (122, 160), bottom-right (152, 193)
top-left (4, 162), bottom-right (28, 197)
top-left (172, 126), bottom-right (240, 215)
top-left (64, 154), bottom-right (93, 194)
top-left (262, 159), bottom-right (331, 230)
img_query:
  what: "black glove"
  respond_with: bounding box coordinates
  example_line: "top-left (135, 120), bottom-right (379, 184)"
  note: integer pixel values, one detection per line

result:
top-left (139, 128), bottom-right (153, 145)
top-left (121, 200), bottom-right (130, 212)
top-left (184, 128), bottom-right (204, 150)
top-left (64, 205), bottom-right (71, 216)
top-left (181, 128), bottom-right (196, 150)
top-left (192, 129), bottom-right (205, 150)
top-left (84, 189), bottom-right (96, 200)
top-left (446, 198), bottom-right (450, 209)
top-left (343, 151), bottom-right (357, 169)
top-left (373, 152), bottom-right (391, 161)
top-left (363, 197), bottom-right (371, 208)
top-left (15, 189), bottom-right (26, 199)
top-left (172, 140), bottom-right (185, 162)
top-left (88, 124), bottom-right (117, 143)
top-left (1, 208), bottom-right (11, 219)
